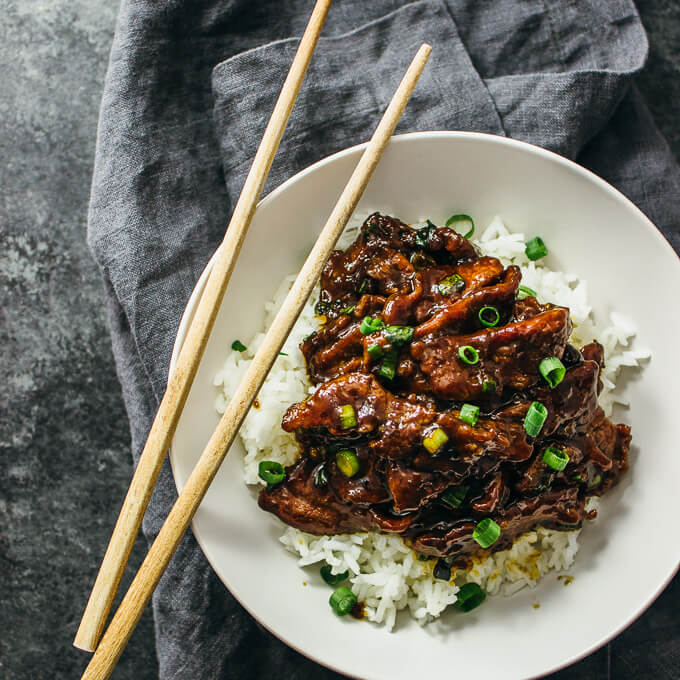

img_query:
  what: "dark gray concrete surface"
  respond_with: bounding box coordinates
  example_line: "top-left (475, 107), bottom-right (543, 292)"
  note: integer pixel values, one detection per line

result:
top-left (0, 1), bottom-right (677, 679)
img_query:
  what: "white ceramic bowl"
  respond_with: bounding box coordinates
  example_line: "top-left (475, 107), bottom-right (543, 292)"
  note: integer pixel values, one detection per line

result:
top-left (169, 132), bottom-right (680, 679)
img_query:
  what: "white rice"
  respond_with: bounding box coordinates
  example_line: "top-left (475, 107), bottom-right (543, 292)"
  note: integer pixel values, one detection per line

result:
top-left (214, 215), bottom-right (648, 629)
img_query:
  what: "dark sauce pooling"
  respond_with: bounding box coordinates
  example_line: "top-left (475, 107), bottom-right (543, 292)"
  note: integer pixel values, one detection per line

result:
top-left (259, 213), bottom-right (631, 566)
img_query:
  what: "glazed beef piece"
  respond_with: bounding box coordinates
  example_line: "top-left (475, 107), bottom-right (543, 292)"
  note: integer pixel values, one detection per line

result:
top-left (258, 458), bottom-right (373, 535)
top-left (258, 213), bottom-right (632, 564)
top-left (282, 372), bottom-right (531, 464)
top-left (407, 487), bottom-right (586, 563)
top-left (410, 307), bottom-right (572, 401)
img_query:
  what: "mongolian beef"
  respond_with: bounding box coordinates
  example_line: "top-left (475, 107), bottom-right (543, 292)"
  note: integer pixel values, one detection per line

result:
top-left (258, 213), bottom-right (631, 568)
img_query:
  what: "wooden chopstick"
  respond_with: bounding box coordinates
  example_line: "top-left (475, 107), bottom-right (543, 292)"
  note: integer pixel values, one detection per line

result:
top-left (80, 43), bottom-right (432, 680)
top-left (74, 0), bottom-right (333, 653)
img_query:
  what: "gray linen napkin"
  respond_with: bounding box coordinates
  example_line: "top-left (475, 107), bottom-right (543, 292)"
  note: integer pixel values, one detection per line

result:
top-left (87, 1), bottom-right (680, 677)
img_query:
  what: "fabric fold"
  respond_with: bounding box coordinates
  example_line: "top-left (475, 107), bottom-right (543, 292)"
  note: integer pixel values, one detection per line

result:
top-left (210, 0), bottom-right (504, 203)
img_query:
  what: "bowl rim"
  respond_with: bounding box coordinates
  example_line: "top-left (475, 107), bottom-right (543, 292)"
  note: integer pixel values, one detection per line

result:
top-left (169, 130), bottom-right (680, 680)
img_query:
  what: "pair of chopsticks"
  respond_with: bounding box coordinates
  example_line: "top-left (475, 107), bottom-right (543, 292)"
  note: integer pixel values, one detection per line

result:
top-left (75, 1), bottom-right (431, 677)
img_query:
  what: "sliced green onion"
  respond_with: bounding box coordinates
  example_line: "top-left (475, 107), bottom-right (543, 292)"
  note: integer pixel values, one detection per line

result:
top-left (339, 404), bottom-right (357, 429)
top-left (524, 401), bottom-right (548, 437)
top-left (587, 472), bottom-right (603, 490)
top-left (446, 214), bottom-right (475, 238)
top-left (458, 345), bottom-right (479, 365)
top-left (459, 404), bottom-right (479, 426)
top-left (454, 582), bottom-right (486, 612)
top-left (340, 305), bottom-right (355, 315)
top-left (478, 305), bottom-right (500, 327)
top-left (358, 278), bottom-right (368, 293)
top-left (473, 517), bottom-right (501, 548)
top-left (433, 558), bottom-right (452, 581)
top-left (542, 446), bottom-right (570, 471)
top-left (258, 461), bottom-right (285, 488)
top-left (482, 378), bottom-right (497, 394)
top-left (441, 484), bottom-right (468, 508)
top-left (525, 237), bottom-right (548, 261)
top-left (329, 586), bottom-right (357, 616)
top-left (336, 450), bottom-right (360, 477)
top-left (367, 344), bottom-right (384, 360)
top-left (314, 300), bottom-right (330, 315)
top-left (415, 221), bottom-right (435, 249)
top-left (320, 565), bottom-right (349, 586)
top-left (360, 316), bottom-right (385, 335)
top-left (410, 250), bottom-right (436, 270)
top-left (231, 340), bottom-right (247, 352)
top-left (423, 427), bottom-right (449, 454)
top-left (279, 352), bottom-right (288, 356)
top-left (384, 325), bottom-right (414, 345)
top-left (517, 285), bottom-right (537, 300)
top-left (539, 357), bottom-right (566, 388)
top-left (313, 464), bottom-right (328, 488)
top-left (378, 349), bottom-right (398, 380)
top-left (437, 273), bottom-right (465, 296)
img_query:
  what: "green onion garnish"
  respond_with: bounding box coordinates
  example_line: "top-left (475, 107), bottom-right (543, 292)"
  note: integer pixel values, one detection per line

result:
top-left (441, 485), bottom-right (468, 508)
top-left (313, 464), bottom-right (328, 488)
top-left (410, 250), bottom-right (436, 270)
top-left (423, 427), bottom-right (449, 454)
top-left (517, 285), bottom-right (537, 300)
top-left (340, 305), bottom-right (356, 315)
top-left (542, 446), bottom-right (570, 471)
top-left (588, 472), bottom-right (602, 490)
top-left (472, 518), bottom-right (501, 548)
top-left (378, 350), bottom-right (398, 380)
top-left (320, 565), bottom-right (349, 586)
top-left (314, 300), bottom-right (330, 315)
top-left (415, 221), bottom-right (436, 248)
top-left (482, 378), bottom-right (497, 394)
top-left (329, 586), bottom-right (357, 616)
top-left (433, 558), bottom-right (452, 581)
top-left (478, 306), bottom-right (500, 327)
top-left (231, 340), bottom-right (247, 352)
top-left (539, 357), bottom-right (566, 388)
top-left (336, 450), bottom-right (360, 477)
top-left (445, 214), bottom-right (475, 238)
top-left (258, 461), bottom-right (285, 489)
top-left (525, 237), bottom-right (548, 261)
top-left (454, 582), bottom-right (486, 612)
top-left (360, 316), bottom-right (385, 335)
top-left (458, 345), bottom-right (479, 365)
top-left (459, 404), bottom-right (479, 426)
top-left (358, 279), bottom-right (368, 293)
top-left (384, 325), bottom-right (414, 345)
top-left (339, 404), bottom-right (357, 429)
top-left (367, 344), bottom-right (384, 359)
top-left (437, 273), bottom-right (465, 296)
top-left (524, 401), bottom-right (548, 437)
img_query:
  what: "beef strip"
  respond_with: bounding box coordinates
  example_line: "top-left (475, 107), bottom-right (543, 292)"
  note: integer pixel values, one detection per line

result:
top-left (410, 307), bottom-right (572, 401)
top-left (407, 487), bottom-right (585, 563)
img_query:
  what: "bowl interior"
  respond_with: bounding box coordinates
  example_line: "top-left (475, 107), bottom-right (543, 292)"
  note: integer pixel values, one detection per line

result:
top-left (170, 132), bottom-right (680, 680)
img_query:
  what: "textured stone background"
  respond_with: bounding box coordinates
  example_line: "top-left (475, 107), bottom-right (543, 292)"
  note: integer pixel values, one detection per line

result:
top-left (0, 1), bottom-right (678, 679)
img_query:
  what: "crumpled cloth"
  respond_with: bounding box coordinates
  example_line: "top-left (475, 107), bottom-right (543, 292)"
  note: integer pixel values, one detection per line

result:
top-left (87, 1), bottom-right (680, 678)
